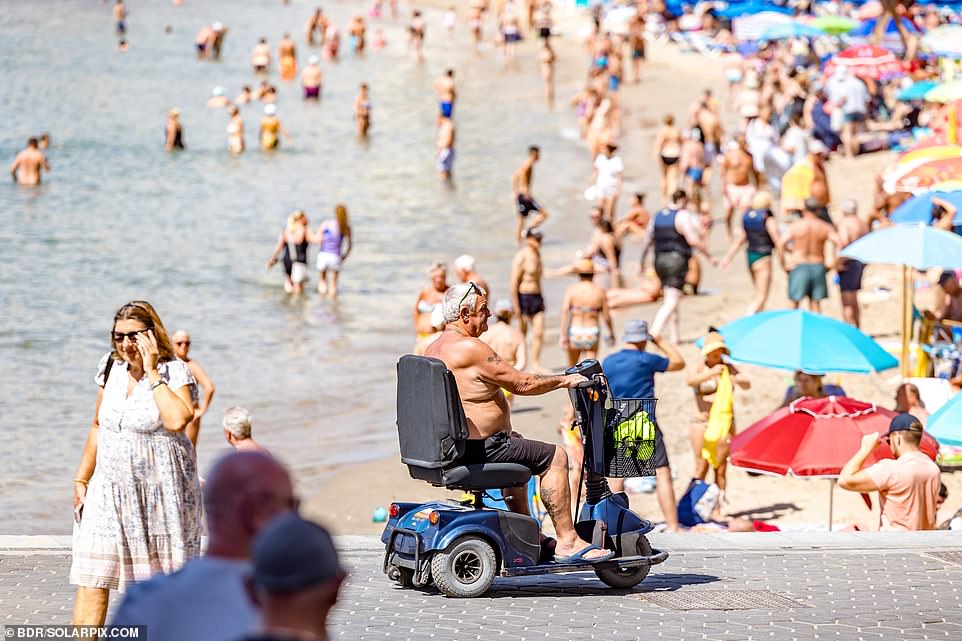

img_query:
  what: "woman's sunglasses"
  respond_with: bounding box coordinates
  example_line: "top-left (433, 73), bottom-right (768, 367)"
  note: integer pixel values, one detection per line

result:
top-left (113, 329), bottom-right (149, 343)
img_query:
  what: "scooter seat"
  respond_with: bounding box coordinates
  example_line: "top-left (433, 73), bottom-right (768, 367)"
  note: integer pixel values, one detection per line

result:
top-left (408, 463), bottom-right (532, 490)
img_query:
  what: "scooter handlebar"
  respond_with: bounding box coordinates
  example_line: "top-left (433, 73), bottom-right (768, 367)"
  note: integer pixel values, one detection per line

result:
top-left (574, 377), bottom-right (599, 389)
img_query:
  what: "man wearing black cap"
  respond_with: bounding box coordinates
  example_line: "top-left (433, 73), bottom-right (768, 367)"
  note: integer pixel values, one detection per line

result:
top-left (838, 413), bottom-right (941, 531)
top-left (602, 320), bottom-right (685, 531)
top-left (243, 514), bottom-right (345, 641)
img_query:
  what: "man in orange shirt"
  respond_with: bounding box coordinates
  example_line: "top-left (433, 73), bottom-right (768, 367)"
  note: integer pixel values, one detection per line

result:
top-left (838, 414), bottom-right (941, 531)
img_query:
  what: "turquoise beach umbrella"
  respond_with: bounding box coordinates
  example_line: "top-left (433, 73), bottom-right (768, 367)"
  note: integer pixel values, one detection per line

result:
top-left (840, 223), bottom-right (962, 270)
top-left (890, 191), bottom-right (962, 226)
top-left (759, 22), bottom-right (824, 41)
top-left (705, 310), bottom-right (898, 374)
top-left (925, 393), bottom-right (962, 447)
top-left (896, 80), bottom-right (937, 102)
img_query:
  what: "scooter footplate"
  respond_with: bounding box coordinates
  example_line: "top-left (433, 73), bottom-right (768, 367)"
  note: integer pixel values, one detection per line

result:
top-left (502, 548), bottom-right (668, 576)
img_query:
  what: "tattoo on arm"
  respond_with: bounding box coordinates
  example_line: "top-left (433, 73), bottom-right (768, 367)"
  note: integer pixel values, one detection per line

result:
top-left (487, 352), bottom-right (503, 364)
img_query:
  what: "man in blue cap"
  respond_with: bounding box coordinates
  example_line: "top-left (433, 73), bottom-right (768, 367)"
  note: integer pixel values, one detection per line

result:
top-left (838, 413), bottom-right (941, 531)
top-left (602, 319), bottom-right (685, 531)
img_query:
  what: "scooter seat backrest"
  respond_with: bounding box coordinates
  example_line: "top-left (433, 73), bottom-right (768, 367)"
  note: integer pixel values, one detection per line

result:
top-left (396, 355), bottom-right (468, 469)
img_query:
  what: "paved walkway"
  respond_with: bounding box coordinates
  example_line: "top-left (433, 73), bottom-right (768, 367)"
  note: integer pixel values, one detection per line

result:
top-left (3, 533), bottom-right (961, 640)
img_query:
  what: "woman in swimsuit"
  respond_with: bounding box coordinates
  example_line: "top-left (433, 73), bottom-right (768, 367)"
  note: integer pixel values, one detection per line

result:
top-left (164, 109), bottom-right (184, 151)
top-left (584, 208), bottom-right (622, 288)
top-left (354, 83), bottom-right (371, 139)
top-left (539, 40), bottom-right (556, 108)
top-left (226, 106), bottom-right (244, 154)
top-left (259, 104), bottom-right (290, 150)
top-left (413, 262), bottom-right (448, 355)
top-left (314, 204), bottom-right (352, 299)
top-left (686, 334), bottom-right (750, 500)
top-left (267, 210), bottom-right (313, 295)
top-left (720, 191), bottom-right (779, 315)
top-left (653, 114), bottom-right (682, 203)
top-left (349, 15), bottom-right (366, 55)
top-left (559, 259), bottom-right (614, 367)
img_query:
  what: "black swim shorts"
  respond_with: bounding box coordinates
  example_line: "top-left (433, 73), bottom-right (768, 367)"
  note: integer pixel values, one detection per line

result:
top-left (518, 293), bottom-right (545, 316)
top-left (837, 259), bottom-right (864, 293)
top-left (517, 194), bottom-right (541, 217)
top-left (654, 251), bottom-right (689, 291)
top-left (461, 431), bottom-right (556, 476)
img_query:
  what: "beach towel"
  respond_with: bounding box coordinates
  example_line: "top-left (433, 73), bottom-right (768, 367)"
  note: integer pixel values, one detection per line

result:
top-left (677, 479), bottom-right (720, 526)
top-left (702, 366), bottom-right (733, 467)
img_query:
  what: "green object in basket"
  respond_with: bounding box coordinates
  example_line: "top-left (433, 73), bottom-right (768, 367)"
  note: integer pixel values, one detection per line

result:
top-left (613, 410), bottom-right (656, 444)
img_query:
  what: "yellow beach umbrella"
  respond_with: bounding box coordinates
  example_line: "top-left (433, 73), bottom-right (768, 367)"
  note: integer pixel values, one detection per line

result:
top-left (925, 81), bottom-right (962, 104)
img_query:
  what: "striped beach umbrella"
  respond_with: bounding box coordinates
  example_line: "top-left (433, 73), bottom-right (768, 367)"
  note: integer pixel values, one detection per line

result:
top-left (921, 25), bottom-right (962, 59)
top-left (886, 157), bottom-right (962, 195)
top-left (824, 44), bottom-right (905, 80)
top-left (733, 11), bottom-right (794, 42)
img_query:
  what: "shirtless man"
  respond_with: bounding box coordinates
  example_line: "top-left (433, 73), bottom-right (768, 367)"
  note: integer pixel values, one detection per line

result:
top-left (511, 228), bottom-right (547, 371)
top-left (10, 138), bottom-right (50, 185)
top-left (615, 192), bottom-right (650, 244)
top-left (222, 407), bottom-right (269, 453)
top-left (454, 254), bottom-right (490, 296)
top-left (511, 146), bottom-right (550, 243)
top-left (172, 330), bottom-right (216, 447)
top-left (779, 198), bottom-right (841, 313)
top-left (719, 136), bottom-right (759, 238)
top-left (436, 115), bottom-right (456, 181)
top-left (114, 0), bottom-right (127, 36)
top-left (195, 24), bottom-right (215, 58)
top-left (301, 55), bottom-right (323, 99)
top-left (306, 8), bottom-right (328, 46)
top-left (627, 7), bottom-right (645, 83)
top-left (433, 69), bottom-right (457, 121)
top-left (934, 271), bottom-right (962, 323)
top-left (836, 199), bottom-right (869, 327)
top-left (691, 90), bottom-right (722, 186)
top-left (251, 38), bottom-right (272, 74)
top-left (426, 283), bottom-right (613, 563)
top-left (409, 10), bottom-right (426, 61)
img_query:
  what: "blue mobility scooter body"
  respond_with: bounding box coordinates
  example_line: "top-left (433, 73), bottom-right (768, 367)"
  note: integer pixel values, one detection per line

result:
top-left (381, 355), bottom-right (667, 597)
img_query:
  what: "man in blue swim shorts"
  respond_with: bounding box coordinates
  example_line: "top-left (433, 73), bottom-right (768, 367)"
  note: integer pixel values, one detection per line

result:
top-left (433, 68), bottom-right (456, 121)
top-left (782, 198), bottom-right (840, 313)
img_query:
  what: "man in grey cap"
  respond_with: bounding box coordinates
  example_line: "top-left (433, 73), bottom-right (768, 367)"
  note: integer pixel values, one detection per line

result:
top-left (601, 320), bottom-right (685, 531)
top-left (835, 199), bottom-right (868, 327)
top-left (479, 299), bottom-right (528, 396)
top-left (243, 514), bottom-right (345, 641)
top-left (839, 413), bottom-right (941, 531)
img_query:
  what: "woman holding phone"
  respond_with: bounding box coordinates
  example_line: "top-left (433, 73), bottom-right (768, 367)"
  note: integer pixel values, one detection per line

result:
top-left (70, 301), bottom-right (201, 624)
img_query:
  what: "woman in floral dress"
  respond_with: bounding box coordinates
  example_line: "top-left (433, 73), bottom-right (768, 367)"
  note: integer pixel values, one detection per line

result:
top-left (71, 301), bottom-right (202, 624)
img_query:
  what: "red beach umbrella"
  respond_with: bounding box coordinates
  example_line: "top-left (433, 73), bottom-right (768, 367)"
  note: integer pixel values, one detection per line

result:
top-left (824, 44), bottom-right (905, 80)
top-left (730, 396), bottom-right (939, 528)
top-left (731, 396), bottom-right (938, 477)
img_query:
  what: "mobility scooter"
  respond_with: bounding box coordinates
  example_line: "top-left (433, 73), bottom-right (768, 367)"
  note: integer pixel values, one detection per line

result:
top-left (381, 355), bottom-right (668, 597)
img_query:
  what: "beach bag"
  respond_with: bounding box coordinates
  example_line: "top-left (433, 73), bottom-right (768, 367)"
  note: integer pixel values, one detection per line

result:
top-left (702, 366), bottom-right (733, 468)
top-left (677, 479), bottom-right (720, 526)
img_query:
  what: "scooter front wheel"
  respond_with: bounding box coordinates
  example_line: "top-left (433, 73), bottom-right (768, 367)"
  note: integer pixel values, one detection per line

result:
top-left (430, 535), bottom-right (497, 598)
top-left (594, 536), bottom-right (652, 589)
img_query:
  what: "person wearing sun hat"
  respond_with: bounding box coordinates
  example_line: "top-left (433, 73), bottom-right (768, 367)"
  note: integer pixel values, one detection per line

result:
top-left (559, 258), bottom-right (614, 367)
top-left (686, 330), bottom-right (750, 498)
top-left (259, 104), bottom-right (290, 150)
top-left (838, 413), bottom-right (942, 531)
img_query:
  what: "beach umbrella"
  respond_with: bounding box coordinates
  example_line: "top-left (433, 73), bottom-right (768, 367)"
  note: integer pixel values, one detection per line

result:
top-left (841, 223), bottom-right (962, 375)
top-left (926, 392), bottom-right (962, 447)
top-left (890, 191), bottom-right (962, 225)
top-left (921, 25), bottom-right (962, 59)
top-left (730, 396), bottom-right (940, 527)
top-left (886, 157), bottom-right (962, 195)
top-left (848, 16), bottom-right (921, 54)
top-left (709, 310), bottom-right (898, 374)
top-left (824, 44), bottom-right (905, 80)
top-left (758, 21), bottom-right (825, 41)
top-left (716, 2), bottom-right (793, 19)
top-left (882, 145), bottom-right (962, 193)
top-left (925, 81), bottom-right (962, 104)
top-left (896, 80), bottom-right (938, 101)
top-left (733, 11), bottom-right (794, 42)
top-left (810, 15), bottom-right (858, 35)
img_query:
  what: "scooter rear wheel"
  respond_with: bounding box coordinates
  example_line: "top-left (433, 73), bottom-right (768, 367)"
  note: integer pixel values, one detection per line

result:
top-left (594, 536), bottom-right (652, 589)
top-left (431, 535), bottom-right (497, 598)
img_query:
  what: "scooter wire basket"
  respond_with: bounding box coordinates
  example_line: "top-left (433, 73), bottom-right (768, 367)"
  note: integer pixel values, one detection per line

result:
top-left (605, 397), bottom-right (658, 478)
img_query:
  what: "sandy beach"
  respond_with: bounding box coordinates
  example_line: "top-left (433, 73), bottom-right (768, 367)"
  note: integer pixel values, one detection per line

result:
top-left (303, 17), bottom-right (962, 535)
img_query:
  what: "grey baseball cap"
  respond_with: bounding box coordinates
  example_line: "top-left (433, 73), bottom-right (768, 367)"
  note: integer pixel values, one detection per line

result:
top-left (623, 319), bottom-right (650, 343)
top-left (251, 513), bottom-right (342, 591)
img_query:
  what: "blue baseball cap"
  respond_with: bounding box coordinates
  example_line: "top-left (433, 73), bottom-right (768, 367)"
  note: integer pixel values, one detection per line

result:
top-left (887, 413), bottom-right (923, 435)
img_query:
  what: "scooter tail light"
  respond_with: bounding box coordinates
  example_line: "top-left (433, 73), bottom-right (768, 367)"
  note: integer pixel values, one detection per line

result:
top-left (389, 503), bottom-right (400, 518)
top-left (429, 510), bottom-right (440, 525)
